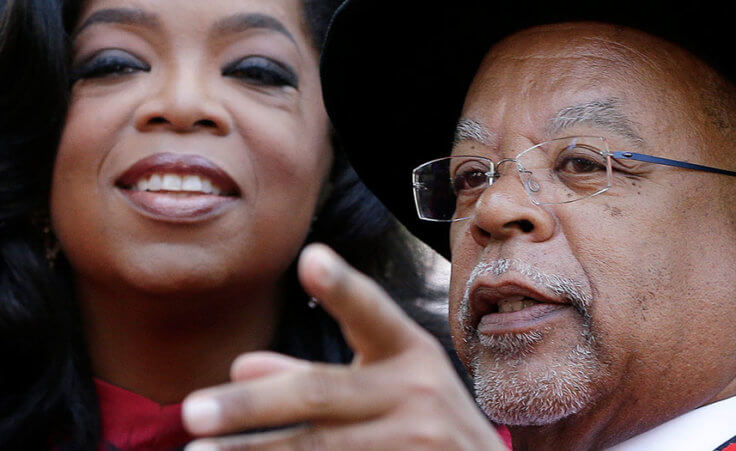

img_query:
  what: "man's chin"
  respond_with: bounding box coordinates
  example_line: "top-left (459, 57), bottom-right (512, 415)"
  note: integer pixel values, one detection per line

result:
top-left (471, 335), bottom-right (605, 427)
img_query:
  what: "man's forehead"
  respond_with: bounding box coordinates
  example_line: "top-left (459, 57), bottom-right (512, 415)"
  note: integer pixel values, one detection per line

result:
top-left (470, 22), bottom-right (681, 100)
top-left (488, 22), bottom-right (667, 65)
top-left (457, 23), bottom-right (697, 145)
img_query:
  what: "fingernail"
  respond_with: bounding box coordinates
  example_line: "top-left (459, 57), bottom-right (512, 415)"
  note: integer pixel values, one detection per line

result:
top-left (182, 397), bottom-right (221, 434)
top-left (309, 246), bottom-right (337, 288)
top-left (186, 442), bottom-right (219, 451)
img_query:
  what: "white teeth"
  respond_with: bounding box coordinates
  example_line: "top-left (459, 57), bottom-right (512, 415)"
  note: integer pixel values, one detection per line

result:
top-left (201, 178), bottom-right (213, 194)
top-left (131, 173), bottom-right (223, 195)
top-left (162, 174), bottom-right (182, 191)
top-left (498, 297), bottom-right (540, 313)
top-left (182, 175), bottom-right (203, 192)
top-left (148, 174), bottom-right (163, 191)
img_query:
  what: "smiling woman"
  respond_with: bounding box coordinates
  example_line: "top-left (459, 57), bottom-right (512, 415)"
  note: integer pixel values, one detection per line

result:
top-left (0, 0), bottom-right (435, 449)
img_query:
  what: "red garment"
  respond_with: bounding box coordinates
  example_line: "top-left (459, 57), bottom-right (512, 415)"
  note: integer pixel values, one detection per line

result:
top-left (496, 424), bottom-right (513, 449)
top-left (94, 378), bottom-right (514, 450)
top-left (95, 379), bottom-right (193, 450)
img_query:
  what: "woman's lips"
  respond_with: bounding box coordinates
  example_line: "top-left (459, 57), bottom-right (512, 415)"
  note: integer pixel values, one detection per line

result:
top-left (115, 153), bottom-right (239, 222)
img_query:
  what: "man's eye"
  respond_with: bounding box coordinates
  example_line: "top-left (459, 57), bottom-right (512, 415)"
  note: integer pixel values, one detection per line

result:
top-left (71, 50), bottom-right (150, 82)
top-left (558, 157), bottom-right (605, 174)
top-left (452, 170), bottom-right (488, 194)
top-left (554, 144), bottom-right (607, 175)
top-left (222, 56), bottom-right (298, 89)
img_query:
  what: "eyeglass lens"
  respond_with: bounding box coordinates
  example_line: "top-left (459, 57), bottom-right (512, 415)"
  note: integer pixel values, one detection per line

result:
top-left (412, 136), bottom-right (612, 221)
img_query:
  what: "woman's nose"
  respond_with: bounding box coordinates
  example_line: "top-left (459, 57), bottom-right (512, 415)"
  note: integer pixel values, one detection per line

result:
top-left (134, 66), bottom-right (232, 136)
top-left (469, 170), bottom-right (556, 247)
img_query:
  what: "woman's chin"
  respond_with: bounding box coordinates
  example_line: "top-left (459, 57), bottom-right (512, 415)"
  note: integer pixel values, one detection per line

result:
top-left (72, 254), bottom-right (245, 299)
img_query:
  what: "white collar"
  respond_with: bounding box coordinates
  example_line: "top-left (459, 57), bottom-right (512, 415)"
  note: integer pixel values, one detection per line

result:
top-left (607, 395), bottom-right (736, 451)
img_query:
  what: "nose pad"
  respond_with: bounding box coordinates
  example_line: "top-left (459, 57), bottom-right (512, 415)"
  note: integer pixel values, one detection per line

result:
top-left (519, 170), bottom-right (541, 193)
top-left (469, 166), bottom-right (555, 245)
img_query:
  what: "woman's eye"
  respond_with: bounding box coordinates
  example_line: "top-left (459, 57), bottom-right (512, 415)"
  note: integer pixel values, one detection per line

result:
top-left (71, 50), bottom-right (150, 82)
top-left (223, 56), bottom-right (298, 89)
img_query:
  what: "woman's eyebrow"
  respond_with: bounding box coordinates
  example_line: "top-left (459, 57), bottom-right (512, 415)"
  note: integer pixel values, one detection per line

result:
top-left (73, 8), bottom-right (160, 39)
top-left (212, 13), bottom-right (297, 46)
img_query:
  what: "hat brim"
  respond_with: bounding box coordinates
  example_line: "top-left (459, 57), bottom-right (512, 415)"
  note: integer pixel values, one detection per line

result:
top-left (321, 1), bottom-right (734, 259)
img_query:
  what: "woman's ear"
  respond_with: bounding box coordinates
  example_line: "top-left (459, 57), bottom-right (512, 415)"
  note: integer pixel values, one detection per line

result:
top-left (315, 179), bottom-right (333, 217)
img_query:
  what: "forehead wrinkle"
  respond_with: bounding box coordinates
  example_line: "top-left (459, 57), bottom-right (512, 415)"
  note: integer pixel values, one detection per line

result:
top-left (579, 35), bottom-right (662, 73)
top-left (547, 99), bottom-right (645, 147)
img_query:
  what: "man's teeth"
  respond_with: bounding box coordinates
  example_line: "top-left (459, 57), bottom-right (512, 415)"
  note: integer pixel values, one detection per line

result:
top-left (134, 174), bottom-right (221, 195)
top-left (497, 296), bottom-right (540, 313)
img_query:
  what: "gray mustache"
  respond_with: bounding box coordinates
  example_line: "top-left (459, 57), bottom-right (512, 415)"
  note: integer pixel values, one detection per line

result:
top-left (461, 259), bottom-right (592, 319)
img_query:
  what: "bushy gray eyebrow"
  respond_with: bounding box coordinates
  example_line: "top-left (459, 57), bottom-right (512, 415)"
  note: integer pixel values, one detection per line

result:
top-left (455, 99), bottom-right (644, 149)
top-left (454, 118), bottom-right (495, 146)
top-left (548, 99), bottom-right (645, 146)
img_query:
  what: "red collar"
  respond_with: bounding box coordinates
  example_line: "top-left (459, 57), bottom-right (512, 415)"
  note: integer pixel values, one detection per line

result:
top-left (93, 378), bottom-right (512, 450)
top-left (95, 378), bottom-right (193, 450)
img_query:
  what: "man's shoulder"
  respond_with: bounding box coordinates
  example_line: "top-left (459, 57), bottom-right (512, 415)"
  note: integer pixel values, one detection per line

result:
top-left (715, 435), bottom-right (736, 451)
top-left (609, 396), bottom-right (736, 451)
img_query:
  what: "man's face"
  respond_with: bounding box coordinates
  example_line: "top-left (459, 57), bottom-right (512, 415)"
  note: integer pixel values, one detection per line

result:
top-left (448, 23), bottom-right (736, 437)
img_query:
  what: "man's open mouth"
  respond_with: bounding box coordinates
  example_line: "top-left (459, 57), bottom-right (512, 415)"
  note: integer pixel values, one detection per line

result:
top-left (493, 296), bottom-right (544, 313)
top-left (470, 283), bottom-right (570, 335)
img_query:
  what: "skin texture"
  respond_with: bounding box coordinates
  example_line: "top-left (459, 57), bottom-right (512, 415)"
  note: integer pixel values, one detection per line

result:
top-left (183, 245), bottom-right (507, 450)
top-left (50, 0), bottom-right (332, 403)
top-left (175, 22), bottom-right (736, 451)
top-left (449, 23), bottom-right (736, 449)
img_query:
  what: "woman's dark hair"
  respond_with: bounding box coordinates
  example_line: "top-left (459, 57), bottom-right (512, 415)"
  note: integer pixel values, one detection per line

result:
top-left (0, 0), bottom-right (436, 449)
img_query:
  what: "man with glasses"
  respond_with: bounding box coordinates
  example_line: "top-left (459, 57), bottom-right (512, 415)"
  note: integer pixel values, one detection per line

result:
top-left (180, 4), bottom-right (736, 451)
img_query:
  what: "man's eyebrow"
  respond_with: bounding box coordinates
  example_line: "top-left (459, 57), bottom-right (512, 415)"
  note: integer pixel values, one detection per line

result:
top-left (212, 13), bottom-right (297, 46)
top-left (548, 99), bottom-right (645, 146)
top-left (454, 118), bottom-right (496, 147)
top-left (74, 8), bottom-right (160, 38)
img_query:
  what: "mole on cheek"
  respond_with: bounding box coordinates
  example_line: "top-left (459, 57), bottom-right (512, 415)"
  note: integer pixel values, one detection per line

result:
top-left (604, 204), bottom-right (622, 217)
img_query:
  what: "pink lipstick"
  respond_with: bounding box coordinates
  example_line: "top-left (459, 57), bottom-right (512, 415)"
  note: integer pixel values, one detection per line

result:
top-left (115, 153), bottom-right (239, 223)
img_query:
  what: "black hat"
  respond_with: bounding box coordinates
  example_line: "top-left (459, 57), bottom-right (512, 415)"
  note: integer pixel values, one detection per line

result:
top-left (321, 2), bottom-right (736, 258)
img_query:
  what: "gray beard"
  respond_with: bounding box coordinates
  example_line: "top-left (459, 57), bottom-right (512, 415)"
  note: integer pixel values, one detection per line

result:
top-left (470, 332), bottom-right (603, 426)
top-left (459, 259), bottom-right (604, 426)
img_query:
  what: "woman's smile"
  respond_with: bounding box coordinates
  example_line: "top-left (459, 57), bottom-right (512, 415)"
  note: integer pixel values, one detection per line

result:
top-left (116, 152), bottom-right (240, 223)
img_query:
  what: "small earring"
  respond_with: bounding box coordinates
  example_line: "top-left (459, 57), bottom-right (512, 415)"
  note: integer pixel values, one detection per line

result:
top-left (34, 212), bottom-right (60, 268)
top-left (308, 297), bottom-right (320, 309)
top-left (43, 224), bottom-right (61, 268)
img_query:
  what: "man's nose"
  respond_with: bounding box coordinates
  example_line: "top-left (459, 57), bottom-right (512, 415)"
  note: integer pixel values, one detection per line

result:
top-left (134, 65), bottom-right (232, 135)
top-left (470, 167), bottom-right (556, 246)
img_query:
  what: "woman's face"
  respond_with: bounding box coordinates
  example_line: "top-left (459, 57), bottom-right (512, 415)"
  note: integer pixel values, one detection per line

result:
top-left (51, 0), bottom-right (332, 295)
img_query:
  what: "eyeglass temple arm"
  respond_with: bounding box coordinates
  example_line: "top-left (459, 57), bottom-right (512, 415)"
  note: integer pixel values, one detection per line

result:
top-left (611, 151), bottom-right (736, 177)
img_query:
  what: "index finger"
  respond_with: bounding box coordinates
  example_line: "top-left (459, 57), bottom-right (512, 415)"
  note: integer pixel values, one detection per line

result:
top-left (298, 243), bottom-right (431, 363)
